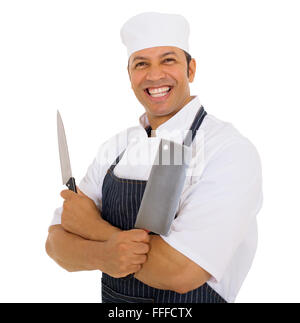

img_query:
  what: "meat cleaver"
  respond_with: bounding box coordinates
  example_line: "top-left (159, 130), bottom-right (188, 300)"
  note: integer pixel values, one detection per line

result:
top-left (134, 137), bottom-right (192, 236)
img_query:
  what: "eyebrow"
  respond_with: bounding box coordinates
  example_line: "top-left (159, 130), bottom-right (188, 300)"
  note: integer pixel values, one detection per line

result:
top-left (131, 51), bottom-right (178, 64)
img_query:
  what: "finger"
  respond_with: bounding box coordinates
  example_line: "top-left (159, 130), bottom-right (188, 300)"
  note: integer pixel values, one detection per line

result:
top-left (132, 242), bottom-right (150, 255)
top-left (131, 254), bottom-right (147, 265)
top-left (63, 200), bottom-right (67, 208)
top-left (130, 229), bottom-right (150, 242)
top-left (60, 189), bottom-right (76, 200)
top-left (127, 264), bottom-right (142, 274)
top-left (62, 199), bottom-right (71, 211)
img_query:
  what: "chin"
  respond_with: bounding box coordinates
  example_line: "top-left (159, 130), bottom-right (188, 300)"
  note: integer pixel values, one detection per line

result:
top-left (147, 105), bottom-right (174, 116)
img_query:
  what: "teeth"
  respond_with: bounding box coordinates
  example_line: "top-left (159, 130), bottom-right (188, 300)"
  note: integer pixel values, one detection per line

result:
top-left (150, 91), bottom-right (169, 98)
top-left (148, 87), bottom-right (170, 94)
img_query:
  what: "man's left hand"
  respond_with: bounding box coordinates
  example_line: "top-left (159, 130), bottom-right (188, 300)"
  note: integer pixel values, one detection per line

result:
top-left (60, 187), bottom-right (103, 240)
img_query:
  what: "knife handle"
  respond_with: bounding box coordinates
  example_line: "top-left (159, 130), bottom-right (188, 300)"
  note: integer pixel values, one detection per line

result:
top-left (66, 177), bottom-right (77, 193)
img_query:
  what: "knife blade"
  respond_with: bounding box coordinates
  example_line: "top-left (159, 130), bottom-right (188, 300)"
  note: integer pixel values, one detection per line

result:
top-left (57, 110), bottom-right (77, 193)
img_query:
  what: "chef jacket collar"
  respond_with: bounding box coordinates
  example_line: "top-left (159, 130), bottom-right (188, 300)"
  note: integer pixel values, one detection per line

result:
top-left (138, 95), bottom-right (201, 141)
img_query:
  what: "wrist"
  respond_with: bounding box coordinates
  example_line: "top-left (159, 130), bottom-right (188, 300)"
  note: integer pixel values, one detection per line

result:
top-left (82, 239), bottom-right (107, 271)
top-left (89, 218), bottom-right (121, 241)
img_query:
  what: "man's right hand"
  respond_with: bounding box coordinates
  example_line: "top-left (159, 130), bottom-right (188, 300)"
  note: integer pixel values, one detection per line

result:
top-left (102, 229), bottom-right (150, 278)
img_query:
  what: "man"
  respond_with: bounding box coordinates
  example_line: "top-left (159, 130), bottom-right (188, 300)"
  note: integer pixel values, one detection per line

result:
top-left (46, 12), bottom-right (263, 303)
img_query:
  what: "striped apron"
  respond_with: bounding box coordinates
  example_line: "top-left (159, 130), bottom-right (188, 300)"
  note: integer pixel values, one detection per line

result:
top-left (101, 106), bottom-right (226, 303)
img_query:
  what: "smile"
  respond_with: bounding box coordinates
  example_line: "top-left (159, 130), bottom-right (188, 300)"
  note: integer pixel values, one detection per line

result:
top-left (144, 86), bottom-right (173, 102)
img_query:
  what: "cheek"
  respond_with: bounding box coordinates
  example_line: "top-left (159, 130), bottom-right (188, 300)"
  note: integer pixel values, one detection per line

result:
top-left (130, 73), bottom-right (144, 90)
top-left (166, 66), bottom-right (186, 82)
top-left (171, 72), bottom-right (188, 90)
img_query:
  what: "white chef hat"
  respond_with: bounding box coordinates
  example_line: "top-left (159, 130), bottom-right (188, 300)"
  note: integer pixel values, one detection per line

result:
top-left (120, 12), bottom-right (190, 58)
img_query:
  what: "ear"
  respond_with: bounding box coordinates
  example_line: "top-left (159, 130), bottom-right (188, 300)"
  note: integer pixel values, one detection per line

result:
top-left (188, 58), bottom-right (196, 83)
top-left (127, 66), bottom-right (134, 90)
top-left (127, 66), bottom-right (131, 81)
top-left (127, 57), bottom-right (132, 81)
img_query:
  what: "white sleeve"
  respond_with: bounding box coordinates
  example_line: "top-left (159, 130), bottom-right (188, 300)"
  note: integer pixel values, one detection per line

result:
top-left (160, 138), bottom-right (263, 283)
top-left (78, 156), bottom-right (103, 211)
top-left (50, 206), bottom-right (63, 226)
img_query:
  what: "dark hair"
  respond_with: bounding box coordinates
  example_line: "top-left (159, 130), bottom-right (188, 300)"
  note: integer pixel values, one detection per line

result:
top-left (183, 50), bottom-right (192, 77)
top-left (127, 49), bottom-right (192, 77)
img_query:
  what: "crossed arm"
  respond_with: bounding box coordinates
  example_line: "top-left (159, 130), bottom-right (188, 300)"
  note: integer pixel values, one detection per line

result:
top-left (46, 188), bottom-right (210, 294)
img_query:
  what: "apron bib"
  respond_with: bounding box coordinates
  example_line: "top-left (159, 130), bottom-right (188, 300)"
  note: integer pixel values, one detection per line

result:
top-left (101, 106), bottom-right (226, 303)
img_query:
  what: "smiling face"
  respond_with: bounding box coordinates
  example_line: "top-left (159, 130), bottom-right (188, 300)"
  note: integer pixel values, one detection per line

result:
top-left (127, 46), bottom-right (196, 130)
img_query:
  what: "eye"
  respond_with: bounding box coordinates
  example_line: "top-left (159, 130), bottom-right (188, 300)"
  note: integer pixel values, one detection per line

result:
top-left (135, 62), bottom-right (147, 69)
top-left (163, 58), bottom-right (176, 63)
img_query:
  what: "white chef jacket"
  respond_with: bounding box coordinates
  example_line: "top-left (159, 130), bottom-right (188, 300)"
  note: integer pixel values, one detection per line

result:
top-left (51, 96), bottom-right (263, 303)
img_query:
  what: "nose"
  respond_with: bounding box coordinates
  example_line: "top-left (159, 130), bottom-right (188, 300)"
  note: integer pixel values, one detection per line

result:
top-left (145, 64), bottom-right (166, 81)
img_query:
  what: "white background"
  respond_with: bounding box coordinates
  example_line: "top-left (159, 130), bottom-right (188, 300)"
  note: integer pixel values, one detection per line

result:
top-left (0, 0), bottom-right (299, 303)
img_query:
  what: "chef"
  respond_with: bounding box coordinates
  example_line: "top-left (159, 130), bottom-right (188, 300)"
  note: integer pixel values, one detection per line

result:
top-left (46, 12), bottom-right (263, 303)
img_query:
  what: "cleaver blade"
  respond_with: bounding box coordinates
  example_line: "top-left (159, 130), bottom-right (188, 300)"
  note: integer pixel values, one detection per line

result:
top-left (134, 138), bottom-right (191, 236)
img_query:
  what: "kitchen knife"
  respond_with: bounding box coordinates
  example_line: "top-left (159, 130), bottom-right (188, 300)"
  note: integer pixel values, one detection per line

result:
top-left (134, 138), bottom-right (192, 236)
top-left (57, 110), bottom-right (77, 193)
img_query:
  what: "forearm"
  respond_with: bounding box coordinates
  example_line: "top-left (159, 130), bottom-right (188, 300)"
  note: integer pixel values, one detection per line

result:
top-left (46, 225), bottom-right (106, 272)
top-left (52, 258), bottom-right (90, 272)
top-left (88, 217), bottom-right (121, 241)
top-left (133, 235), bottom-right (184, 292)
top-left (134, 235), bottom-right (211, 294)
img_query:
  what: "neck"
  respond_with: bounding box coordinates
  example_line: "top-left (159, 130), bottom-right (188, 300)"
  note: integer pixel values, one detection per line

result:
top-left (147, 96), bottom-right (194, 130)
